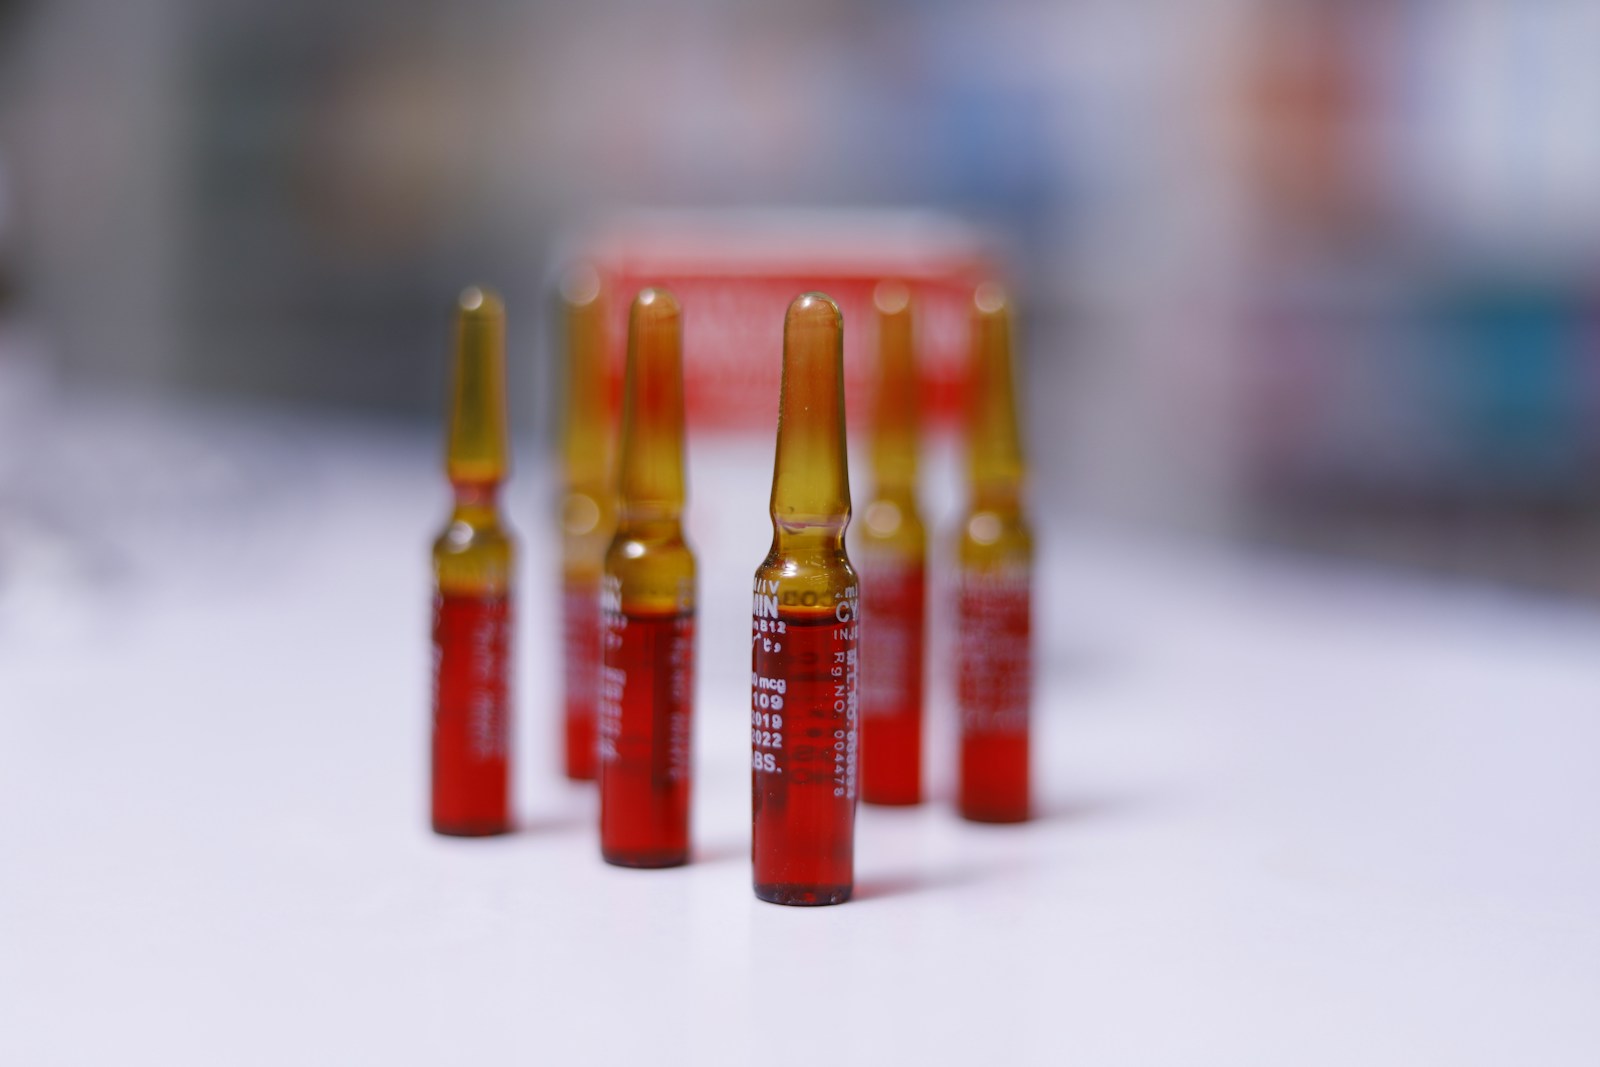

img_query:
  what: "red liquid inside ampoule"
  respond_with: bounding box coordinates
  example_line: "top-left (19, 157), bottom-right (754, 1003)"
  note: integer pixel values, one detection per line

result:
top-left (956, 568), bottom-right (1030, 823)
top-left (432, 592), bottom-right (512, 835)
top-left (751, 606), bottom-right (860, 904)
top-left (562, 576), bottom-right (600, 780)
top-left (599, 610), bottom-right (694, 866)
top-left (859, 558), bottom-right (925, 805)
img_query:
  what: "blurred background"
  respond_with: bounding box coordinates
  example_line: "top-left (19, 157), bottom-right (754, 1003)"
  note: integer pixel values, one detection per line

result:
top-left (3, 0), bottom-right (1600, 574)
top-left (6, 5), bottom-right (1600, 1060)
top-left (5, 0), bottom-right (1600, 594)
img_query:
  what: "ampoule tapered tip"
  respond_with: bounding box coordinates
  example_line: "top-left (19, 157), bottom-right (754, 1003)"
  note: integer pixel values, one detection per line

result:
top-left (871, 281), bottom-right (918, 492)
top-left (967, 281), bottom-right (1024, 493)
top-left (459, 286), bottom-right (503, 318)
top-left (627, 287), bottom-right (683, 383)
top-left (446, 285), bottom-right (508, 485)
top-left (974, 281), bottom-right (1008, 316)
top-left (455, 285), bottom-right (505, 361)
top-left (772, 291), bottom-right (849, 523)
top-left (616, 286), bottom-right (686, 517)
top-left (874, 280), bottom-right (911, 316)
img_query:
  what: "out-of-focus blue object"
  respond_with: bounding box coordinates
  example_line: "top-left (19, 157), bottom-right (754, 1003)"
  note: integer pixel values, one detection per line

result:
top-left (1434, 279), bottom-right (1590, 496)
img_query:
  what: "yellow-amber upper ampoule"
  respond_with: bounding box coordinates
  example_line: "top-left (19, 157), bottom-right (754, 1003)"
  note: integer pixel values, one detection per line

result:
top-left (751, 292), bottom-right (860, 906)
top-left (431, 287), bottom-right (515, 837)
top-left (955, 282), bottom-right (1033, 823)
top-left (598, 288), bottom-right (696, 868)
top-left (558, 265), bottom-right (614, 781)
top-left (856, 281), bottom-right (928, 805)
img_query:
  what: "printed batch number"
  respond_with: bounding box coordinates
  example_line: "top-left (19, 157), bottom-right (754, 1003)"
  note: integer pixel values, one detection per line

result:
top-left (751, 675), bottom-right (785, 772)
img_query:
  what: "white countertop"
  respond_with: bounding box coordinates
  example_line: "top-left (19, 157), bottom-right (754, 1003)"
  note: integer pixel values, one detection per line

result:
top-left (3, 400), bottom-right (1597, 1065)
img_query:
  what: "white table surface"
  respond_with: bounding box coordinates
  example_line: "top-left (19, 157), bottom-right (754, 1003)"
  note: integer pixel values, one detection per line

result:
top-left (3, 400), bottom-right (1598, 1065)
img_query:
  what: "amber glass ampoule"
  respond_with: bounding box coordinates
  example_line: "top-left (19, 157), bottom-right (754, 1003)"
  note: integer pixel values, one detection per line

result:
top-left (857, 282), bottom-right (927, 805)
top-left (558, 265), bottom-right (614, 781)
top-left (751, 293), bottom-right (860, 906)
top-left (599, 289), bottom-right (697, 867)
top-left (431, 287), bottom-right (515, 836)
top-left (955, 284), bottom-right (1033, 823)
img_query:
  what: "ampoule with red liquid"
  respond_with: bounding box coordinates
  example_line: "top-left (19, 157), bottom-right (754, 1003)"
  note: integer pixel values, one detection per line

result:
top-left (857, 282), bottom-right (927, 805)
top-left (557, 266), bottom-right (614, 781)
top-left (955, 284), bottom-right (1033, 823)
top-left (598, 289), bottom-right (697, 867)
top-left (431, 287), bottom-right (515, 836)
top-left (751, 293), bottom-right (860, 905)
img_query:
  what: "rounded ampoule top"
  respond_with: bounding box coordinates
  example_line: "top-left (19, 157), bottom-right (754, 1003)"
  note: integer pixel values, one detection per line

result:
top-left (770, 292), bottom-right (851, 534)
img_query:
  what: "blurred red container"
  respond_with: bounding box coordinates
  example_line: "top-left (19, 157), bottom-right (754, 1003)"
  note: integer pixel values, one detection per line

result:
top-left (567, 210), bottom-right (1002, 433)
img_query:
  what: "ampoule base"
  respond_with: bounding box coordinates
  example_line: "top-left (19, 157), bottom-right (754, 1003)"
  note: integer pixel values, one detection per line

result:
top-left (603, 848), bottom-right (689, 869)
top-left (957, 806), bottom-right (1029, 825)
top-left (755, 883), bottom-right (852, 907)
top-left (863, 768), bottom-right (922, 807)
top-left (432, 819), bottom-right (513, 838)
top-left (958, 735), bottom-right (1029, 824)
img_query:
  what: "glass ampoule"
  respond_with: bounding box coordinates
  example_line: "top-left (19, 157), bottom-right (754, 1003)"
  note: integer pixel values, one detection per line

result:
top-left (955, 283), bottom-right (1033, 823)
top-left (751, 293), bottom-right (860, 905)
top-left (557, 265), bottom-right (614, 781)
top-left (431, 287), bottom-right (516, 836)
top-left (856, 282), bottom-right (927, 806)
top-left (598, 289), bottom-right (697, 867)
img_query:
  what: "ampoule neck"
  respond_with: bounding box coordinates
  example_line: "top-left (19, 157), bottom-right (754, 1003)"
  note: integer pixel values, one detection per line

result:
top-left (870, 479), bottom-right (918, 510)
top-left (451, 481), bottom-right (503, 516)
top-left (771, 514), bottom-right (849, 555)
top-left (970, 482), bottom-right (1022, 514)
top-left (617, 506), bottom-right (682, 539)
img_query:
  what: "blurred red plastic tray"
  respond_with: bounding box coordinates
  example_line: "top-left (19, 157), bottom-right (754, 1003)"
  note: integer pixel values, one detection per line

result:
top-left (569, 211), bottom-right (1002, 433)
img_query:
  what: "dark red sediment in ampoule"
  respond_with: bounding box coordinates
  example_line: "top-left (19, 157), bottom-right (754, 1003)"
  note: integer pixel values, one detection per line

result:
top-left (956, 283), bottom-right (1033, 824)
top-left (752, 293), bottom-right (860, 905)
top-left (599, 606), bottom-right (694, 866)
top-left (599, 288), bottom-right (697, 867)
top-left (858, 282), bottom-right (927, 805)
top-left (431, 288), bottom-right (516, 836)
top-left (432, 590), bottom-right (512, 834)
